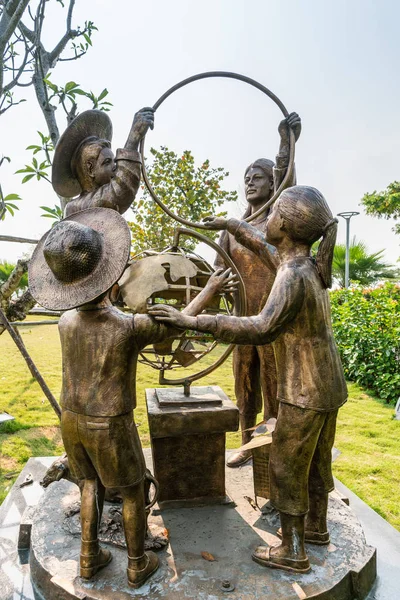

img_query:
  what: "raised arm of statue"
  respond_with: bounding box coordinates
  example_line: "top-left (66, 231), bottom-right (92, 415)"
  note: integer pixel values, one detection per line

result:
top-left (53, 107), bottom-right (154, 217)
top-left (273, 112), bottom-right (301, 192)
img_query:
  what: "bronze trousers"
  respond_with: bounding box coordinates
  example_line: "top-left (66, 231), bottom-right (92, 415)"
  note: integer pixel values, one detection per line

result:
top-left (232, 343), bottom-right (278, 421)
top-left (269, 402), bottom-right (338, 516)
top-left (61, 410), bottom-right (146, 488)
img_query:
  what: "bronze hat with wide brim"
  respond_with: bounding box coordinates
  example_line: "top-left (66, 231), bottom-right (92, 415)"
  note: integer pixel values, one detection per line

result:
top-left (52, 110), bottom-right (113, 198)
top-left (28, 208), bottom-right (131, 311)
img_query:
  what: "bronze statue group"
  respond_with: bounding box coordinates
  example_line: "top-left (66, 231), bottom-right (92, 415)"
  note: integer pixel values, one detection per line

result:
top-left (28, 105), bottom-right (347, 588)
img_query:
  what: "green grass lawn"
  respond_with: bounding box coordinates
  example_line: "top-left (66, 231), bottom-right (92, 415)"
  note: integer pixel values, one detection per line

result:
top-left (1, 317), bottom-right (399, 531)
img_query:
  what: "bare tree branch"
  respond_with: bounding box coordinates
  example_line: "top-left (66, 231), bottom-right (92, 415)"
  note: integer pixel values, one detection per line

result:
top-left (0, 0), bottom-right (29, 50)
top-left (0, 234), bottom-right (39, 243)
top-left (4, 288), bottom-right (36, 323)
top-left (16, 19), bottom-right (35, 44)
top-left (66, 0), bottom-right (75, 30)
top-left (3, 33), bottom-right (33, 93)
top-left (48, 27), bottom-right (78, 66)
top-left (58, 51), bottom-right (85, 61)
top-left (0, 0), bottom-right (30, 93)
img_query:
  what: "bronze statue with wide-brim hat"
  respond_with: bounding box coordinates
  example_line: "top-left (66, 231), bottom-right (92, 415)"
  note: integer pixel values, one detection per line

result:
top-left (28, 207), bottom-right (131, 311)
top-left (28, 207), bottom-right (236, 588)
top-left (52, 109), bottom-right (113, 199)
top-left (51, 107), bottom-right (154, 217)
top-left (29, 207), bottom-right (160, 586)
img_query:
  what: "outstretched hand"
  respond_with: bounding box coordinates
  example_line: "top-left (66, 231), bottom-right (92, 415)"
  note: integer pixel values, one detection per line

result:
top-left (278, 112), bottom-right (302, 143)
top-left (202, 216), bottom-right (229, 230)
top-left (148, 304), bottom-right (195, 329)
top-left (207, 267), bottom-right (239, 294)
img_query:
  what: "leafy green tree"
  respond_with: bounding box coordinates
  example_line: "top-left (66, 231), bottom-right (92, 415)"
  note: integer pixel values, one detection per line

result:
top-left (0, 0), bottom-right (110, 331)
top-left (361, 181), bottom-right (400, 236)
top-left (332, 238), bottom-right (398, 287)
top-left (0, 0), bottom-right (110, 219)
top-left (128, 146), bottom-right (238, 254)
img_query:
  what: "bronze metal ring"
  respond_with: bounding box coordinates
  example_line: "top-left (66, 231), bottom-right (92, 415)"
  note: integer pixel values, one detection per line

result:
top-left (140, 71), bottom-right (296, 228)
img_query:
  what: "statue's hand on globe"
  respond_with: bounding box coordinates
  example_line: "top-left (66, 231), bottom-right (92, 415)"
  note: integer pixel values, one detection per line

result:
top-left (149, 304), bottom-right (195, 329)
top-left (149, 267), bottom-right (237, 329)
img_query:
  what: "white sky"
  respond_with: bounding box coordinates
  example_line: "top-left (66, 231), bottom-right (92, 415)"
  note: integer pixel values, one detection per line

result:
top-left (1, 0), bottom-right (399, 265)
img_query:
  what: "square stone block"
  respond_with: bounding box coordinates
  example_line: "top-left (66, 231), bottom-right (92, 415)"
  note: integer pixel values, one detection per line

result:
top-left (146, 386), bottom-right (239, 508)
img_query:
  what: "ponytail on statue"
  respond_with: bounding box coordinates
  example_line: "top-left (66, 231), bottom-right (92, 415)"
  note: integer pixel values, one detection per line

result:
top-left (277, 186), bottom-right (337, 289)
top-left (315, 219), bottom-right (338, 289)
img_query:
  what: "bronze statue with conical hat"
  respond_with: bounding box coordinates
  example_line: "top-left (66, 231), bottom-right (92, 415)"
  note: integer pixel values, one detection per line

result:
top-left (52, 106), bottom-right (154, 217)
top-left (28, 207), bottom-right (236, 588)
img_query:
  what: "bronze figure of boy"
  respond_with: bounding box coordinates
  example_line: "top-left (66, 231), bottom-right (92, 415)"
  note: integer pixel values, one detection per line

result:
top-left (52, 106), bottom-right (154, 217)
top-left (150, 185), bottom-right (347, 574)
top-left (29, 207), bottom-right (234, 587)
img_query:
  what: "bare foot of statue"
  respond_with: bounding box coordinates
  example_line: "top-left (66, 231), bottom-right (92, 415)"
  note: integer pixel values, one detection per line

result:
top-left (127, 551), bottom-right (159, 588)
top-left (226, 449), bottom-right (252, 468)
top-left (252, 543), bottom-right (311, 574)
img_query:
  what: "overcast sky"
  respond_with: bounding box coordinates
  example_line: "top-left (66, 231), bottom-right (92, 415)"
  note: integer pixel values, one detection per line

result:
top-left (1, 0), bottom-right (399, 265)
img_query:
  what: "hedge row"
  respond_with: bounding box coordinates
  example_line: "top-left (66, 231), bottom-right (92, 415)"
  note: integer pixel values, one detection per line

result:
top-left (330, 283), bottom-right (400, 404)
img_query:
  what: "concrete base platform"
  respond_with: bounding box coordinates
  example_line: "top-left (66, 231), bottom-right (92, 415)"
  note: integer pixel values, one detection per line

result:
top-left (0, 452), bottom-right (380, 600)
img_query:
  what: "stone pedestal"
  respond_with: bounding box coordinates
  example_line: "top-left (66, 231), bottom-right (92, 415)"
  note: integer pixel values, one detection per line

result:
top-left (146, 385), bottom-right (239, 508)
top-left (0, 455), bottom-right (389, 600)
top-left (28, 466), bottom-right (377, 600)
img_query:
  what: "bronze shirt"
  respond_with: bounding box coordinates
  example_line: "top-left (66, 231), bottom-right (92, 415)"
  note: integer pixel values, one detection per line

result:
top-left (197, 256), bottom-right (348, 412)
top-left (59, 307), bottom-right (170, 416)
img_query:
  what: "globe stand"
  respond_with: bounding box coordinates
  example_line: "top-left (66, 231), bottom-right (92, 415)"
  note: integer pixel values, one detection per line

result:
top-left (146, 386), bottom-right (239, 509)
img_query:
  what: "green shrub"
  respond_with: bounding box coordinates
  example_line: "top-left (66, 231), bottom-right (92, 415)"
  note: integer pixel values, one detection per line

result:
top-left (330, 283), bottom-right (400, 404)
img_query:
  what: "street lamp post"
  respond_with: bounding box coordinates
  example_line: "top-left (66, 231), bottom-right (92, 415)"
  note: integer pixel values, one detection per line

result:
top-left (337, 212), bottom-right (360, 289)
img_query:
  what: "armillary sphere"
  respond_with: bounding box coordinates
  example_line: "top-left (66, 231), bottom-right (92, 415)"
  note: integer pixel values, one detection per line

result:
top-left (131, 227), bottom-right (247, 387)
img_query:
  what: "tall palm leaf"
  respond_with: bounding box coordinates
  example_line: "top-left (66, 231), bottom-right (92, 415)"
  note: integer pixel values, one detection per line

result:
top-left (333, 238), bottom-right (397, 287)
top-left (313, 238), bottom-right (398, 287)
